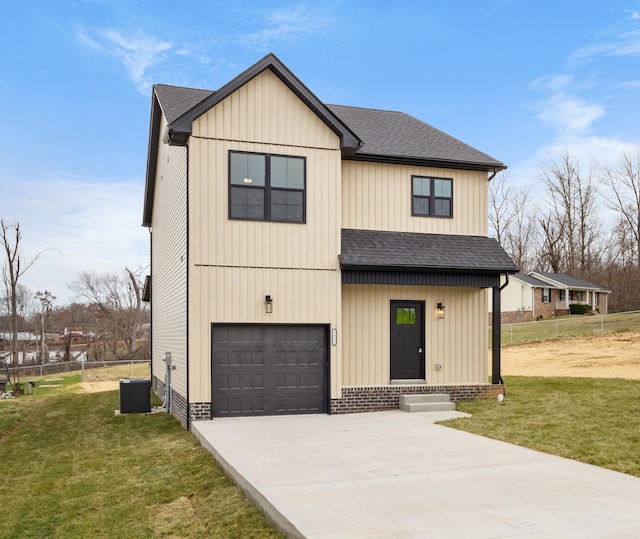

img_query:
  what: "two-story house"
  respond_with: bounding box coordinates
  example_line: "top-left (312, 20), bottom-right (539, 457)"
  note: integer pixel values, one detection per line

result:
top-left (143, 54), bottom-right (517, 428)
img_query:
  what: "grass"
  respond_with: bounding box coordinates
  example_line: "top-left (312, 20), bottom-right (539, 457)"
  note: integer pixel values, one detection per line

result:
top-left (442, 376), bottom-right (640, 477)
top-left (491, 311), bottom-right (640, 346)
top-left (0, 379), bottom-right (283, 539)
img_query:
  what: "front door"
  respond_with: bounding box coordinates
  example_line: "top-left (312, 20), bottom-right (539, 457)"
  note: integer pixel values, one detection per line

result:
top-left (390, 301), bottom-right (425, 380)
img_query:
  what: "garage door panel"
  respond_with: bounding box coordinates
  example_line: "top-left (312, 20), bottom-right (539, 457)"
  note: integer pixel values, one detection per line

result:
top-left (212, 324), bottom-right (327, 417)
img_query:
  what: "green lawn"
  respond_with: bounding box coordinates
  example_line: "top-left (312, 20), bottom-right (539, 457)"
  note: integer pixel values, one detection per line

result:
top-left (0, 380), bottom-right (282, 539)
top-left (443, 376), bottom-right (640, 477)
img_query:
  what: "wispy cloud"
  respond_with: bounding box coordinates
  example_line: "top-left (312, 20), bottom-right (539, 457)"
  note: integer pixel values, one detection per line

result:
top-left (76, 26), bottom-right (171, 94)
top-left (532, 92), bottom-right (605, 135)
top-left (570, 12), bottom-right (640, 63)
top-left (243, 5), bottom-right (331, 47)
top-left (529, 76), bottom-right (604, 135)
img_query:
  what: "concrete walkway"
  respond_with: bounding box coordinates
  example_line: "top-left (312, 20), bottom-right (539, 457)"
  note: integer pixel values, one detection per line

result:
top-left (192, 411), bottom-right (640, 538)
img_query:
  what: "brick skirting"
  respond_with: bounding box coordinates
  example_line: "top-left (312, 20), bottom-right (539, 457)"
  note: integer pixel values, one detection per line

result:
top-left (330, 383), bottom-right (504, 414)
top-left (152, 375), bottom-right (210, 428)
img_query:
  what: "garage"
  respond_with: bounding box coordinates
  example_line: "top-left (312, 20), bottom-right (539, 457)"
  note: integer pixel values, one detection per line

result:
top-left (211, 324), bottom-right (328, 417)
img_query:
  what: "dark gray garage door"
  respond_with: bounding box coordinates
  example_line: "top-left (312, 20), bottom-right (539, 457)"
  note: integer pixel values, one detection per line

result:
top-left (211, 324), bottom-right (328, 417)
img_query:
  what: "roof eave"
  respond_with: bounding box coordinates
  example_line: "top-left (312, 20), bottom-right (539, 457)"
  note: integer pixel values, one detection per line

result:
top-left (339, 261), bottom-right (518, 275)
top-left (142, 89), bottom-right (162, 227)
top-left (344, 152), bottom-right (507, 172)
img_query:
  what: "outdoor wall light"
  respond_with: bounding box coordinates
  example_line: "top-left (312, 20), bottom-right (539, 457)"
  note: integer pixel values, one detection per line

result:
top-left (436, 302), bottom-right (445, 319)
top-left (265, 295), bottom-right (273, 314)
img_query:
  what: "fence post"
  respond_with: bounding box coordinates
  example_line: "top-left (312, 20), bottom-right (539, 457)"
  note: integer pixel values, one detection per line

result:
top-left (555, 319), bottom-right (559, 337)
top-left (81, 358), bottom-right (84, 381)
top-left (601, 315), bottom-right (604, 333)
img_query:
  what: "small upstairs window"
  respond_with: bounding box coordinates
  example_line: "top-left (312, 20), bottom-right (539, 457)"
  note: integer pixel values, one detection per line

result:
top-left (229, 151), bottom-right (305, 223)
top-left (412, 176), bottom-right (453, 218)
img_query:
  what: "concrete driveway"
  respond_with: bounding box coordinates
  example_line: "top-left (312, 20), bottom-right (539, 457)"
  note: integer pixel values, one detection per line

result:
top-left (192, 411), bottom-right (640, 538)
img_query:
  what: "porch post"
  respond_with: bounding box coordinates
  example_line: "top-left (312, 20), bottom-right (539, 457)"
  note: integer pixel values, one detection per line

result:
top-left (491, 285), bottom-right (501, 384)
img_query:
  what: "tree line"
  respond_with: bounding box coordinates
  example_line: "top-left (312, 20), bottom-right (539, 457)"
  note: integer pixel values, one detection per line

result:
top-left (490, 148), bottom-right (640, 312)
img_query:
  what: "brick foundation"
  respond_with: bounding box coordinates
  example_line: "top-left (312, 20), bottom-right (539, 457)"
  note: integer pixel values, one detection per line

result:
top-left (152, 375), bottom-right (211, 428)
top-left (330, 383), bottom-right (504, 414)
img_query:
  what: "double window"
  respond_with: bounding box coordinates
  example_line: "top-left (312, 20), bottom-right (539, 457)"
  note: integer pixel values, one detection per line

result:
top-left (412, 176), bottom-right (453, 218)
top-left (229, 151), bottom-right (305, 222)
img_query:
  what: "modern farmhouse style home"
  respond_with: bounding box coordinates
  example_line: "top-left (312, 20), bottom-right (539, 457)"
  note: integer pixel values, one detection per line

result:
top-left (142, 53), bottom-right (517, 428)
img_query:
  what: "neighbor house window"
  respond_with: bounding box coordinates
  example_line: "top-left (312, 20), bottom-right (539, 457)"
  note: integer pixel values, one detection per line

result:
top-left (559, 289), bottom-right (566, 301)
top-left (542, 288), bottom-right (550, 303)
top-left (412, 176), bottom-right (453, 218)
top-left (229, 151), bottom-right (305, 222)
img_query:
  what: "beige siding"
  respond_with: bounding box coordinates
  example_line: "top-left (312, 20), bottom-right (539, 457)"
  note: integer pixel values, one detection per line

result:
top-left (188, 267), bottom-right (342, 401)
top-left (342, 284), bottom-right (488, 386)
top-left (187, 69), bottom-right (343, 402)
top-left (189, 138), bottom-right (341, 269)
top-left (342, 161), bottom-right (489, 236)
top-left (150, 116), bottom-right (188, 397)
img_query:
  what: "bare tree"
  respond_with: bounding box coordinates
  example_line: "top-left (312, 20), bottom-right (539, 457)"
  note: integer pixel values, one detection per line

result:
top-left (537, 154), bottom-right (602, 279)
top-left (35, 290), bottom-right (55, 364)
top-left (489, 174), bottom-right (538, 272)
top-left (1, 220), bottom-right (42, 385)
top-left (603, 148), bottom-right (640, 268)
top-left (69, 267), bottom-right (146, 358)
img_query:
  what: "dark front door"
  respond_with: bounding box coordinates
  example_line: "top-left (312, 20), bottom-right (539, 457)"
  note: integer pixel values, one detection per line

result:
top-left (390, 301), bottom-right (425, 380)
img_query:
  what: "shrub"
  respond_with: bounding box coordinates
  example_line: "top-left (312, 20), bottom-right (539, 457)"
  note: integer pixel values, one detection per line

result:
top-left (570, 303), bottom-right (591, 315)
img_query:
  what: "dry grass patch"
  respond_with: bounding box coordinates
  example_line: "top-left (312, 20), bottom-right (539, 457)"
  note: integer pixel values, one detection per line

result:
top-left (499, 331), bottom-right (640, 379)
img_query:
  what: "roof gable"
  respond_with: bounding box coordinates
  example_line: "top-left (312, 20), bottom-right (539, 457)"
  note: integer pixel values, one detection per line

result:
top-left (166, 53), bottom-right (361, 156)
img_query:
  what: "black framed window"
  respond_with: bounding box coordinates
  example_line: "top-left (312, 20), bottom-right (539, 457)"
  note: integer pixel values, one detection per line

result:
top-left (229, 151), bottom-right (305, 222)
top-left (412, 176), bottom-right (453, 218)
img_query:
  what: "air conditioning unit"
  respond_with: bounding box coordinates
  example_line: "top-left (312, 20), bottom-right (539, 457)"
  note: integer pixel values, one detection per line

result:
top-left (119, 378), bottom-right (151, 413)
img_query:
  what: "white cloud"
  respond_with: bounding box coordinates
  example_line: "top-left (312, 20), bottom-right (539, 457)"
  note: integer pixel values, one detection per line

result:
top-left (570, 14), bottom-right (640, 63)
top-left (76, 26), bottom-right (171, 94)
top-left (0, 173), bottom-right (148, 305)
top-left (243, 5), bottom-right (331, 47)
top-left (532, 92), bottom-right (605, 135)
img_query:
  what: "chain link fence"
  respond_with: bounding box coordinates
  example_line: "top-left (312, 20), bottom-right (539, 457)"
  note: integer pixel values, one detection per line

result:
top-left (495, 311), bottom-right (640, 346)
top-left (2, 359), bottom-right (151, 387)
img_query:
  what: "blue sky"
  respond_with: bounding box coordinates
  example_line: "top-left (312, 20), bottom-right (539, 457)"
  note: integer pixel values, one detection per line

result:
top-left (2, 0), bottom-right (640, 305)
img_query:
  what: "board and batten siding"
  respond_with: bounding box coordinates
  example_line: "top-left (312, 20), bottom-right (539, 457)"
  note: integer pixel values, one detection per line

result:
top-left (150, 116), bottom-right (188, 398)
top-left (342, 284), bottom-right (488, 386)
top-left (187, 68), bottom-right (344, 402)
top-left (342, 161), bottom-right (489, 236)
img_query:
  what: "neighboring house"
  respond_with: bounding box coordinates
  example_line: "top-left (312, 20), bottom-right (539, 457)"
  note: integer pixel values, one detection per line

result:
top-left (490, 272), bottom-right (610, 323)
top-left (142, 53), bottom-right (517, 428)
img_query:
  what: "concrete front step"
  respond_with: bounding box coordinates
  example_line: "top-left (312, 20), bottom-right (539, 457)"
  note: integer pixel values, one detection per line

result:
top-left (399, 394), bottom-right (455, 413)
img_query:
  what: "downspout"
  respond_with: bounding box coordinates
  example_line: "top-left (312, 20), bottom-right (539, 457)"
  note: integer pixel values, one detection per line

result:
top-left (487, 168), bottom-right (500, 182)
top-left (491, 273), bottom-right (510, 385)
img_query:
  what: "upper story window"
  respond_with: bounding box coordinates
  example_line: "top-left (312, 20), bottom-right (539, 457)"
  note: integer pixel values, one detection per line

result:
top-left (412, 176), bottom-right (453, 218)
top-left (229, 151), bottom-right (305, 223)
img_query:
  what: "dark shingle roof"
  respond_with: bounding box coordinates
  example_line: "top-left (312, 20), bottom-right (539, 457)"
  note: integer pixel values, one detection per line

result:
top-left (512, 273), bottom-right (557, 288)
top-left (154, 84), bottom-right (213, 124)
top-left (327, 105), bottom-right (504, 169)
top-left (340, 229), bottom-right (517, 273)
top-left (532, 272), bottom-right (609, 292)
